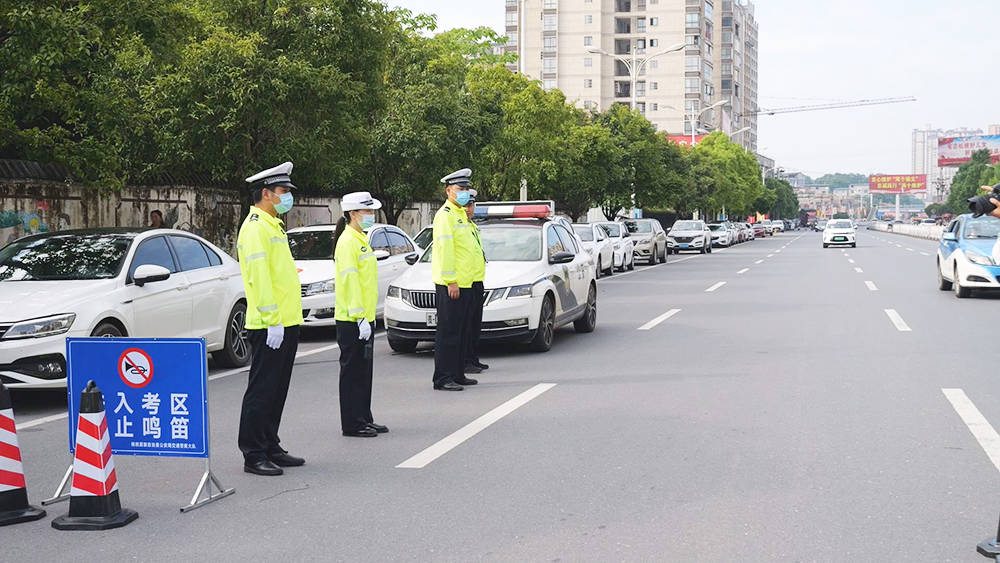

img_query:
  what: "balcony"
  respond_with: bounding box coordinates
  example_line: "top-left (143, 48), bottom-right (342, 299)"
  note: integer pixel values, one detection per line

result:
top-left (616, 0), bottom-right (631, 12)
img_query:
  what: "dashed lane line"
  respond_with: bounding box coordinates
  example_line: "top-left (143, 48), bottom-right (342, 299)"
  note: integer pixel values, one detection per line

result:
top-left (755, 259), bottom-right (764, 264)
top-left (705, 281), bottom-right (727, 292)
top-left (942, 389), bottom-right (1000, 474)
top-left (638, 308), bottom-right (681, 331)
top-left (865, 281), bottom-right (878, 291)
top-left (848, 259), bottom-right (856, 264)
top-left (737, 268), bottom-right (749, 275)
top-left (854, 267), bottom-right (864, 273)
top-left (884, 309), bottom-right (912, 332)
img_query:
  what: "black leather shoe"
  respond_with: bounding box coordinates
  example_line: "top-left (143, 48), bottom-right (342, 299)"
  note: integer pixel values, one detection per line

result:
top-left (268, 452), bottom-right (305, 467)
top-left (367, 423), bottom-right (389, 434)
top-left (343, 427), bottom-right (379, 438)
top-left (464, 364), bottom-right (483, 374)
top-left (455, 377), bottom-right (478, 386)
top-left (244, 459), bottom-right (284, 476)
top-left (471, 360), bottom-right (490, 370)
top-left (434, 382), bottom-right (464, 391)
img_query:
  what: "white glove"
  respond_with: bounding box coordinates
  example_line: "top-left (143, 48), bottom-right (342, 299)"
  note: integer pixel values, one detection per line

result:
top-left (357, 319), bottom-right (372, 341)
top-left (266, 324), bottom-right (284, 350)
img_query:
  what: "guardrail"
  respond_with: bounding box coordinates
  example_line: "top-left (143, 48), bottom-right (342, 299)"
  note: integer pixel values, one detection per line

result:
top-left (869, 221), bottom-right (945, 241)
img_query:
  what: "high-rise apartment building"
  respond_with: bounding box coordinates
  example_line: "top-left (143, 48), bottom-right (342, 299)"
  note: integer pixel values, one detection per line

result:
top-left (504, 0), bottom-right (759, 151)
top-left (912, 124), bottom-right (980, 202)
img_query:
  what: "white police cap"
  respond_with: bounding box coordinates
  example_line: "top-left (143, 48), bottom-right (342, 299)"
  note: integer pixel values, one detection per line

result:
top-left (341, 191), bottom-right (382, 211)
top-left (245, 161), bottom-right (297, 190)
top-left (440, 168), bottom-right (473, 188)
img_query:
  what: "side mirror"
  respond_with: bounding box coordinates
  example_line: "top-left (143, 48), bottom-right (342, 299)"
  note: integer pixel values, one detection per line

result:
top-left (404, 253), bottom-right (419, 266)
top-left (374, 250), bottom-right (391, 261)
top-left (133, 264), bottom-right (171, 287)
top-left (549, 251), bottom-right (575, 264)
top-left (942, 232), bottom-right (957, 242)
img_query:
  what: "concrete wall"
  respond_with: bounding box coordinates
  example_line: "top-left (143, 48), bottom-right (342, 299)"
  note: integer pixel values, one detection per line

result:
top-left (870, 220), bottom-right (945, 241)
top-left (0, 180), bottom-right (439, 254)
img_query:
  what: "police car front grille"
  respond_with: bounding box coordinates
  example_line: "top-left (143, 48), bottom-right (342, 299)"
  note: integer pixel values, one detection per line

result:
top-left (409, 291), bottom-right (436, 309)
top-left (300, 285), bottom-right (308, 298)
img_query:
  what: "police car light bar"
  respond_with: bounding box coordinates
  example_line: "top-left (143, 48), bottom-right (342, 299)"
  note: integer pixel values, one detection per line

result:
top-left (473, 200), bottom-right (555, 219)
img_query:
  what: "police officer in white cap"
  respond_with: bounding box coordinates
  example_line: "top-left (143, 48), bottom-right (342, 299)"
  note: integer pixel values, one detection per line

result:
top-left (431, 168), bottom-right (480, 391)
top-left (332, 192), bottom-right (388, 438)
top-left (237, 162), bottom-right (305, 476)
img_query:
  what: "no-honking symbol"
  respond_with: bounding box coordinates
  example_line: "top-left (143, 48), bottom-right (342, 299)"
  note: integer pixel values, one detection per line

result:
top-left (118, 348), bottom-right (154, 388)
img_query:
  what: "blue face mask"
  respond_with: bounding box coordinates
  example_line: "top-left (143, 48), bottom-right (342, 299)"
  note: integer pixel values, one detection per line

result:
top-left (274, 192), bottom-right (294, 214)
top-left (359, 213), bottom-right (376, 230)
top-left (455, 190), bottom-right (471, 206)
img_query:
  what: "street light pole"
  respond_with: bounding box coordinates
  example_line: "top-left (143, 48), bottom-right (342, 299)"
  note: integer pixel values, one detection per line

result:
top-left (589, 42), bottom-right (685, 114)
top-left (691, 98), bottom-right (730, 145)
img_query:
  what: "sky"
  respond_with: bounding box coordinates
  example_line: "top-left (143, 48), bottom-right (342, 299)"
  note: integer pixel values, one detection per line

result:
top-left (388, 0), bottom-right (1000, 179)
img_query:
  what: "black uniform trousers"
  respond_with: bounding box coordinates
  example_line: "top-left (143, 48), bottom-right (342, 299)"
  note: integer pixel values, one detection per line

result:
top-left (336, 320), bottom-right (374, 433)
top-left (433, 284), bottom-right (473, 386)
top-left (466, 281), bottom-right (485, 365)
top-left (239, 324), bottom-right (300, 464)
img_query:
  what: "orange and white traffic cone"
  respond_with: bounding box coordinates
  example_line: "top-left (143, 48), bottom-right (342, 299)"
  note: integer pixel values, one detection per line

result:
top-left (0, 382), bottom-right (46, 526)
top-left (52, 380), bottom-right (137, 530)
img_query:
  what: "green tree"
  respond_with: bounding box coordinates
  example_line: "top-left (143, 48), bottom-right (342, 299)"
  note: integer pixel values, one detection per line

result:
top-left (595, 105), bottom-right (668, 218)
top-left (686, 132), bottom-right (764, 219)
top-left (813, 172), bottom-right (867, 190)
top-left (765, 177), bottom-right (799, 218)
top-left (540, 120), bottom-right (624, 221)
top-left (946, 149), bottom-right (993, 213)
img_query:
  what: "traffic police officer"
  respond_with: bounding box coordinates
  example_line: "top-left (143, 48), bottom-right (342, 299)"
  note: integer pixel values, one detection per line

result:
top-left (237, 162), bottom-right (305, 476)
top-left (464, 190), bottom-right (489, 374)
top-left (333, 191), bottom-right (388, 438)
top-left (431, 168), bottom-right (480, 391)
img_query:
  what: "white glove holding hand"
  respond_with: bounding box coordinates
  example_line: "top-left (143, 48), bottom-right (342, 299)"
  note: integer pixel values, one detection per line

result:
top-left (266, 324), bottom-right (284, 350)
top-left (357, 319), bottom-right (372, 341)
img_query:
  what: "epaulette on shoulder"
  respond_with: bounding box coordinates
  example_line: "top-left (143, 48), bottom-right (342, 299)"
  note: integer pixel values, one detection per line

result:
top-left (249, 213), bottom-right (260, 222)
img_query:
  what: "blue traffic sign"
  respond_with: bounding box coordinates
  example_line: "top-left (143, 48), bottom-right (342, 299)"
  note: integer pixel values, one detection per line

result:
top-left (66, 338), bottom-right (209, 458)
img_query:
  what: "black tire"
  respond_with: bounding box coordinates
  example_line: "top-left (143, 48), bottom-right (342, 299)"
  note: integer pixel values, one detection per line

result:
top-left (660, 245), bottom-right (667, 262)
top-left (213, 302), bottom-right (252, 368)
top-left (823, 243), bottom-right (829, 248)
top-left (954, 266), bottom-right (971, 298)
top-left (851, 243), bottom-right (857, 248)
top-left (937, 259), bottom-right (952, 291)
top-left (574, 283), bottom-right (597, 333)
top-left (596, 257), bottom-right (602, 279)
top-left (91, 321), bottom-right (124, 338)
top-left (604, 257), bottom-right (614, 276)
top-left (529, 295), bottom-right (556, 352)
top-left (388, 336), bottom-right (418, 353)
top-left (627, 254), bottom-right (635, 270)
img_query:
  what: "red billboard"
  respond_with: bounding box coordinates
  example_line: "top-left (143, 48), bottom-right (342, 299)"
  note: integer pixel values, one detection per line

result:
top-left (938, 135), bottom-right (1000, 167)
top-left (666, 134), bottom-right (709, 147)
top-left (868, 174), bottom-right (927, 194)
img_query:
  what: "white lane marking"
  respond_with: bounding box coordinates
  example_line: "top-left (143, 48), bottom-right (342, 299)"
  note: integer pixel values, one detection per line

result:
top-left (15, 413), bottom-right (69, 431)
top-left (865, 281), bottom-right (878, 291)
top-left (896, 244), bottom-right (903, 248)
top-left (844, 253), bottom-right (850, 257)
top-left (906, 248), bottom-right (914, 252)
top-left (775, 249), bottom-right (782, 253)
top-left (942, 389), bottom-right (1000, 473)
top-left (848, 259), bottom-right (855, 264)
top-left (854, 267), bottom-right (864, 273)
top-left (737, 268), bottom-right (749, 275)
top-left (920, 252), bottom-right (931, 256)
top-left (638, 308), bottom-right (681, 331)
top-left (755, 259), bottom-right (764, 264)
top-left (705, 281), bottom-right (727, 292)
top-left (295, 342), bottom-right (341, 359)
top-left (397, 383), bottom-right (557, 469)
top-left (884, 309), bottom-right (911, 332)
top-left (767, 254), bottom-right (775, 258)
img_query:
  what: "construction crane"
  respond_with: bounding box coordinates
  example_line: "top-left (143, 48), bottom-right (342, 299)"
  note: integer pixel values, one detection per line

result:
top-left (753, 96), bottom-right (917, 116)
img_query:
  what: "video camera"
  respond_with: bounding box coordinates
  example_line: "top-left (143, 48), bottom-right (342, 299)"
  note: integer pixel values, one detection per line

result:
top-left (968, 183), bottom-right (1000, 218)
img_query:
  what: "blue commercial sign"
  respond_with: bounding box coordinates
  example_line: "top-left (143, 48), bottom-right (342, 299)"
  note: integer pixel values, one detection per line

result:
top-left (66, 338), bottom-right (209, 458)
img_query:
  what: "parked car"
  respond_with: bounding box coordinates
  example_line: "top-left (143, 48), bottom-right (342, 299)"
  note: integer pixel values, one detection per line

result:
top-left (667, 220), bottom-right (712, 254)
top-left (771, 221), bottom-right (785, 233)
top-left (742, 223), bottom-right (756, 241)
top-left (822, 219), bottom-right (856, 248)
top-left (622, 219), bottom-right (668, 264)
top-left (936, 214), bottom-right (1000, 298)
top-left (0, 228), bottom-right (250, 389)
top-left (573, 224), bottom-right (614, 278)
top-left (708, 223), bottom-right (733, 247)
top-left (597, 221), bottom-right (635, 272)
top-left (287, 223), bottom-right (419, 327)
top-left (752, 223), bottom-right (766, 238)
top-left (385, 202), bottom-right (597, 353)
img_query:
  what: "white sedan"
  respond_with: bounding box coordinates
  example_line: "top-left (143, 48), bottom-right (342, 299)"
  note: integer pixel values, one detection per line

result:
top-left (597, 222), bottom-right (635, 271)
top-left (287, 223), bottom-right (420, 327)
top-left (385, 202), bottom-right (597, 353)
top-left (572, 223), bottom-right (615, 278)
top-left (0, 228), bottom-right (249, 389)
top-left (822, 220), bottom-right (856, 248)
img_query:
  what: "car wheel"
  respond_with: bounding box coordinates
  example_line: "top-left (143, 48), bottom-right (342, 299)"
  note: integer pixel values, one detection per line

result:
top-left (388, 336), bottom-right (418, 353)
top-left (851, 243), bottom-right (857, 248)
top-left (596, 258), bottom-right (602, 279)
top-left (627, 254), bottom-right (635, 270)
top-left (604, 257), bottom-right (614, 276)
top-left (660, 245), bottom-right (667, 262)
top-left (574, 283), bottom-right (597, 333)
top-left (529, 295), bottom-right (555, 352)
top-left (954, 266), bottom-right (971, 298)
top-left (213, 302), bottom-right (252, 368)
top-left (937, 259), bottom-right (952, 290)
top-left (91, 321), bottom-right (124, 338)
top-left (823, 243), bottom-right (829, 248)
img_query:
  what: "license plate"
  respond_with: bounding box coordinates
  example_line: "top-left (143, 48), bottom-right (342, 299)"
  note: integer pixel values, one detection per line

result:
top-left (426, 313), bottom-right (437, 327)
top-left (680, 244), bottom-right (690, 248)
top-left (834, 236), bottom-right (846, 242)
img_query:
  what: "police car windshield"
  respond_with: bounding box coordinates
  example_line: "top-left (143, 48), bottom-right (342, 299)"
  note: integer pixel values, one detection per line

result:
top-left (288, 231), bottom-right (333, 260)
top-left (623, 220), bottom-right (652, 234)
top-left (964, 216), bottom-right (1000, 239)
top-left (0, 233), bottom-right (134, 281)
top-left (420, 224), bottom-right (542, 262)
top-left (572, 226), bottom-right (594, 241)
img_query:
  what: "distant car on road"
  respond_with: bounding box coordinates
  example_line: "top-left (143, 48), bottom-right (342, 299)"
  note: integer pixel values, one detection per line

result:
top-left (573, 224), bottom-right (615, 278)
top-left (707, 223), bottom-right (733, 247)
top-left (597, 221), bottom-right (635, 272)
top-left (0, 228), bottom-right (249, 389)
top-left (622, 219), bottom-right (668, 264)
top-left (752, 223), bottom-right (766, 238)
top-left (667, 220), bottom-right (712, 254)
top-left (936, 213), bottom-right (1000, 298)
top-left (822, 219), bottom-right (856, 248)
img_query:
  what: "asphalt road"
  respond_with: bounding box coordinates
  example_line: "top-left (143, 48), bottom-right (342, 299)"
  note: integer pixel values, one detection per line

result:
top-left (7, 229), bottom-right (1000, 562)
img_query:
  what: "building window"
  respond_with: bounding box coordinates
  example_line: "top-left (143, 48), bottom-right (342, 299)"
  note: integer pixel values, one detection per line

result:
top-left (635, 38), bottom-right (646, 51)
top-left (722, 46), bottom-right (732, 58)
top-left (585, 14), bottom-right (593, 24)
top-left (649, 38), bottom-right (658, 47)
top-left (584, 57), bottom-right (593, 68)
top-left (704, 1), bottom-right (714, 20)
top-left (703, 81), bottom-right (714, 96)
top-left (637, 18), bottom-right (647, 33)
top-left (544, 36), bottom-right (557, 52)
top-left (543, 79), bottom-right (557, 91)
top-left (721, 62), bottom-right (732, 74)
top-left (685, 13), bottom-right (699, 27)
top-left (651, 103), bottom-right (658, 111)
top-left (584, 35), bottom-right (593, 46)
top-left (703, 61), bottom-right (712, 80)
top-left (685, 78), bottom-right (699, 94)
top-left (705, 43), bottom-right (712, 55)
top-left (637, 102), bottom-right (646, 115)
top-left (685, 99), bottom-right (699, 112)
top-left (651, 82), bottom-right (658, 90)
top-left (704, 21), bottom-right (713, 42)
top-left (543, 0), bottom-right (557, 8)
top-left (506, 0), bottom-right (517, 6)
top-left (585, 79), bottom-right (593, 88)
top-left (584, 100), bottom-right (594, 109)
top-left (686, 34), bottom-right (700, 46)
top-left (543, 58), bottom-right (557, 73)
top-left (685, 55), bottom-right (699, 71)
top-left (615, 81), bottom-right (631, 98)
top-left (650, 17), bottom-right (659, 26)
top-left (543, 14), bottom-right (556, 30)
top-left (615, 17), bottom-right (631, 34)
top-left (506, 12), bottom-right (517, 27)
top-left (722, 30), bottom-right (733, 43)
top-left (721, 79), bottom-right (732, 90)
top-left (636, 81), bottom-right (646, 97)
top-left (616, 0), bottom-right (631, 12)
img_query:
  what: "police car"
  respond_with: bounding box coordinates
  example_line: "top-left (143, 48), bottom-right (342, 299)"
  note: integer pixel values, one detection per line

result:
top-left (385, 202), bottom-right (598, 353)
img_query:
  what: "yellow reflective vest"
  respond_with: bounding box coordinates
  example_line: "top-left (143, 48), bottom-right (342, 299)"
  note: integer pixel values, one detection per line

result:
top-left (432, 199), bottom-right (479, 288)
top-left (469, 219), bottom-right (486, 283)
top-left (237, 207), bottom-right (303, 329)
top-left (334, 226), bottom-right (378, 322)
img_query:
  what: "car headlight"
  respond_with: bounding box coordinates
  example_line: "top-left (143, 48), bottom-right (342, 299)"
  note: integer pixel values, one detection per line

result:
top-left (305, 279), bottom-right (335, 296)
top-left (641, 238), bottom-right (654, 244)
top-left (4, 313), bottom-right (76, 340)
top-left (507, 284), bottom-right (533, 299)
top-left (387, 286), bottom-right (400, 298)
top-left (965, 251), bottom-right (995, 266)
